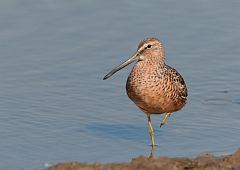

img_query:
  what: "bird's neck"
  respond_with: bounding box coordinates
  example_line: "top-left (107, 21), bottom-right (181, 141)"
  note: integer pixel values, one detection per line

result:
top-left (135, 59), bottom-right (165, 72)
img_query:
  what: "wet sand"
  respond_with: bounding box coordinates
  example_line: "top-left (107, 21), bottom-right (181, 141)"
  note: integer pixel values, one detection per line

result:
top-left (48, 148), bottom-right (240, 170)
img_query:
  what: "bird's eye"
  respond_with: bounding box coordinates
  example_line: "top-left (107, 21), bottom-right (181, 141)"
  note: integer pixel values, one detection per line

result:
top-left (147, 44), bottom-right (152, 48)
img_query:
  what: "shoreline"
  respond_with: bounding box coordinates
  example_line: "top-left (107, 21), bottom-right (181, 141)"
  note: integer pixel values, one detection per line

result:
top-left (48, 148), bottom-right (240, 170)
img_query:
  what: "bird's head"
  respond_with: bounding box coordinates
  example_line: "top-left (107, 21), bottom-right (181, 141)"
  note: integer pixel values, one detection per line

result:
top-left (103, 37), bottom-right (165, 80)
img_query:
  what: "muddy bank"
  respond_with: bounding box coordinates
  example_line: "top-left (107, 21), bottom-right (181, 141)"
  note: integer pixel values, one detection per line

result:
top-left (48, 149), bottom-right (240, 170)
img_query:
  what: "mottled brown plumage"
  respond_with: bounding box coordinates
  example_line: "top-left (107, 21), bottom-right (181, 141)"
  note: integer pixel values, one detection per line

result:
top-left (126, 38), bottom-right (187, 114)
top-left (103, 37), bottom-right (188, 147)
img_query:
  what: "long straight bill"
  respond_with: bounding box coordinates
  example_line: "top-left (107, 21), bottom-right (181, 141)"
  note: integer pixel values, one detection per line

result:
top-left (103, 53), bottom-right (138, 80)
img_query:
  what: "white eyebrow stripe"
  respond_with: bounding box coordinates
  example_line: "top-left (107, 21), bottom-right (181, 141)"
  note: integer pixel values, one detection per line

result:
top-left (137, 45), bottom-right (146, 52)
top-left (138, 41), bottom-right (156, 52)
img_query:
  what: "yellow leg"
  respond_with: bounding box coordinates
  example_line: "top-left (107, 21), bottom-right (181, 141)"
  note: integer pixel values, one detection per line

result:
top-left (160, 112), bottom-right (171, 128)
top-left (148, 144), bottom-right (155, 160)
top-left (148, 115), bottom-right (155, 147)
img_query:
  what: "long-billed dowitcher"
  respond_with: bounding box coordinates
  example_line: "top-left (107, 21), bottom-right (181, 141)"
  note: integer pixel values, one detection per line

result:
top-left (103, 37), bottom-right (188, 147)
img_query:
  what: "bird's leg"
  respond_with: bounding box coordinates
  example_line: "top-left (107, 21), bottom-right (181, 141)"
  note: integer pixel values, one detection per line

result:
top-left (160, 112), bottom-right (171, 128)
top-left (148, 144), bottom-right (155, 160)
top-left (147, 115), bottom-right (155, 147)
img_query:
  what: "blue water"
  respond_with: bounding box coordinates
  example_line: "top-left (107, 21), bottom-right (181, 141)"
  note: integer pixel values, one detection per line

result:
top-left (0, 1), bottom-right (240, 170)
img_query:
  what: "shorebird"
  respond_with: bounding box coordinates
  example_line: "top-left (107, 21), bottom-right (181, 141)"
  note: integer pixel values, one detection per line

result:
top-left (103, 37), bottom-right (188, 147)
